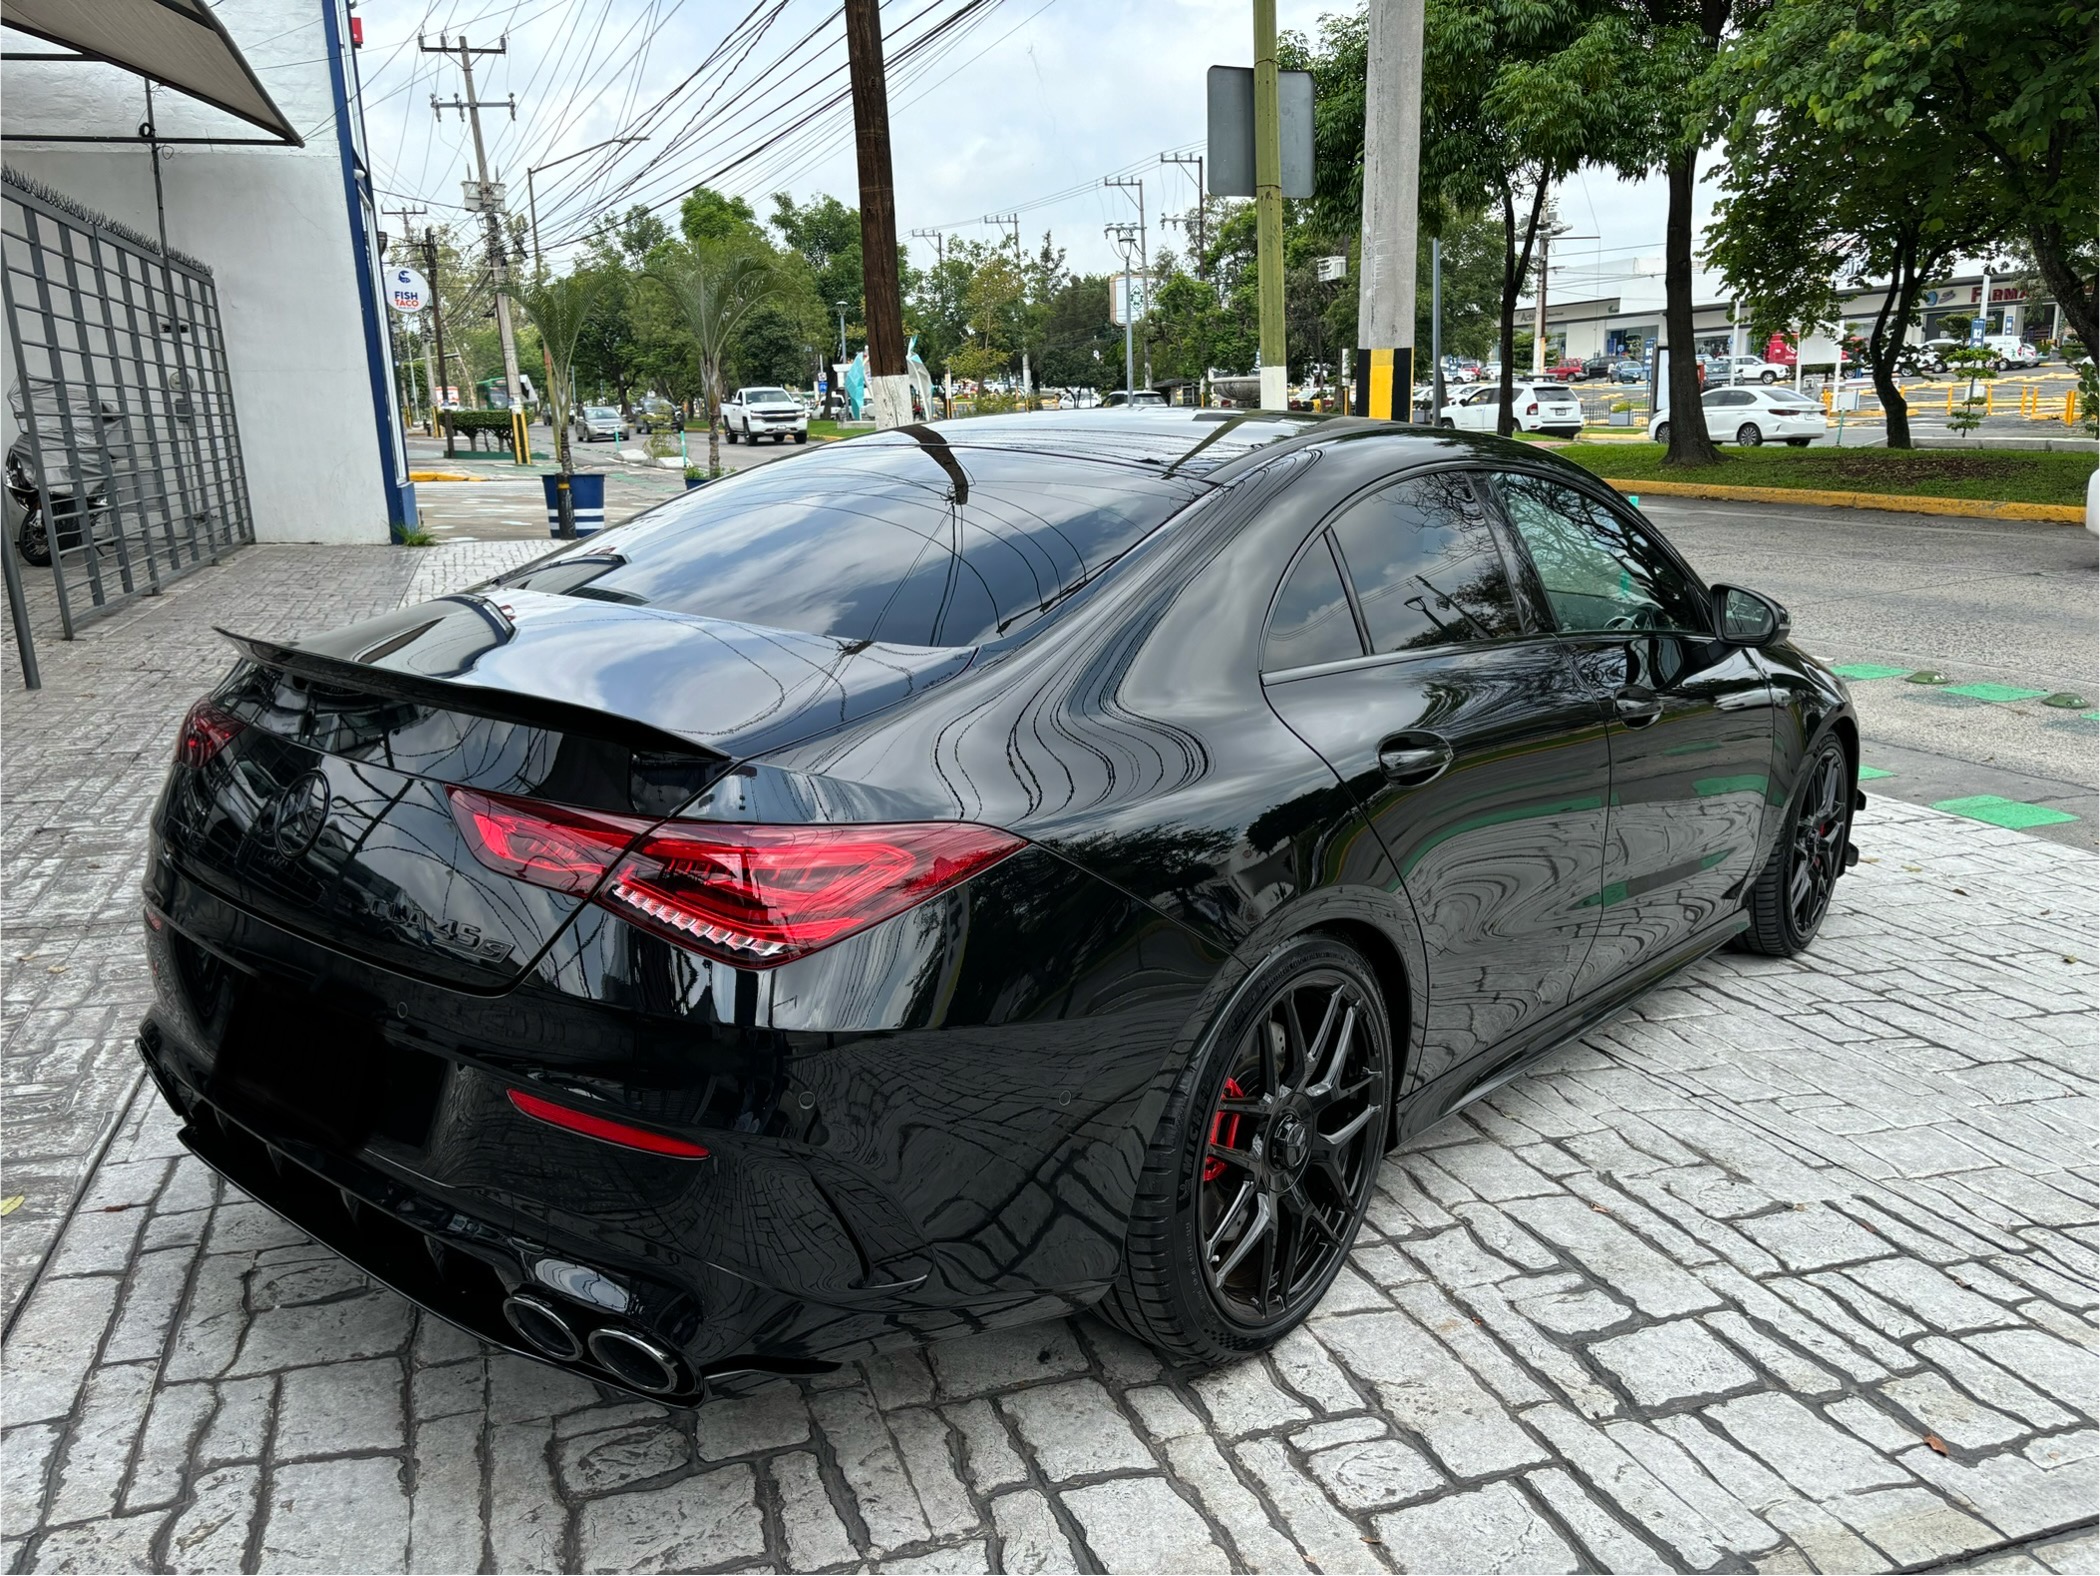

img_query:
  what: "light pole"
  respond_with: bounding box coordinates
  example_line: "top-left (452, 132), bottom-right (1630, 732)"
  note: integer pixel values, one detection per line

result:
top-left (836, 302), bottom-right (849, 363)
top-left (526, 136), bottom-right (649, 267)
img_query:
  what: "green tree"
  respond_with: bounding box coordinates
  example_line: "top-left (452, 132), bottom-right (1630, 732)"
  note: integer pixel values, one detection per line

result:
top-left (771, 193), bottom-right (865, 332)
top-left (645, 241), bottom-right (779, 474)
top-left (1708, 30), bottom-right (1997, 447)
top-left (1734, 0), bottom-right (2095, 358)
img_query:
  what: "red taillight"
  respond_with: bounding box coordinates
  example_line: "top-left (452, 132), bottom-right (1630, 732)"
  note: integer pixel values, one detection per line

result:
top-left (176, 700), bottom-right (244, 767)
top-left (507, 1088), bottom-right (709, 1158)
top-left (448, 787), bottom-right (1023, 968)
top-left (1525, 401), bottom-right (1539, 415)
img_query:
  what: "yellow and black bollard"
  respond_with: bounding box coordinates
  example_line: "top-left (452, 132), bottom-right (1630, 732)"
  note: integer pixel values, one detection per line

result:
top-left (1351, 347), bottom-right (1414, 420)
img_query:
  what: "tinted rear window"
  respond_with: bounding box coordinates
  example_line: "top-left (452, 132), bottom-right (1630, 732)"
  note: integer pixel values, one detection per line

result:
top-left (497, 437), bottom-right (1205, 648)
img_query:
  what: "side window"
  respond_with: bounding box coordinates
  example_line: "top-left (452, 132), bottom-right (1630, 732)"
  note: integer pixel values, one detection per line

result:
top-left (1329, 472), bottom-right (1523, 654)
top-left (1263, 535), bottom-right (1364, 672)
top-left (1489, 472), bottom-right (1712, 636)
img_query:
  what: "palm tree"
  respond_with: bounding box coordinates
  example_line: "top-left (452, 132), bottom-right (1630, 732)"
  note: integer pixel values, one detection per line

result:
top-left (645, 241), bottom-right (777, 475)
top-left (513, 267), bottom-right (616, 536)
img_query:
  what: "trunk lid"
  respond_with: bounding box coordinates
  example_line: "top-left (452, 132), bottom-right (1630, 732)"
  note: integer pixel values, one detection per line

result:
top-left (153, 592), bottom-right (971, 989)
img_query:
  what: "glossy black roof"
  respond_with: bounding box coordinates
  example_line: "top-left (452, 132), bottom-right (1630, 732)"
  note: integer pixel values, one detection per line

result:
top-left (836, 408), bottom-right (1379, 478)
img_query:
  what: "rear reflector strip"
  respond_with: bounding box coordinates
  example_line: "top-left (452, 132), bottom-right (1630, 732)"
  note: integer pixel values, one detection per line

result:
top-left (507, 1089), bottom-right (709, 1158)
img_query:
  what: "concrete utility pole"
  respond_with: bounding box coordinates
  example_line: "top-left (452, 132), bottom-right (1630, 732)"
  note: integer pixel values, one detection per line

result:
top-left (421, 230), bottom-right (456, 451)
top-left (844, 0), bottom-right (911, 428)
top-left (985, 213), bottom-right (1031, 400)
top-left (909, 227), bottom-right (946, 268)
top-left (1160, 152), bottom-right (1206, 273)
top-left (1530, 213), bottom-right (1593, 376)
top-left (1107, 223), bottom-right (1140, 401)
top-left (424, 33), bottom-right (521, 408)
top-left (1353, 0), bottom-right (1425, 419)
top-left (1252, 0), bottom-right (1287, 409)
top-left (1430, 235), bottom-right (1444, 419)
top-left (1102, 176), bottom-right (1150, 387)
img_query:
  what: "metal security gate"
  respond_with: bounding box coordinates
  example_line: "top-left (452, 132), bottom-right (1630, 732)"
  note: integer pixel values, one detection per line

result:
top-left (2, 167), bottom-right (254, 672)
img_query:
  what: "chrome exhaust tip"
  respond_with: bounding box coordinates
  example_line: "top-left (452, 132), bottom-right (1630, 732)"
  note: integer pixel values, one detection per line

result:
top-left (503, 1294), bottom-right (583, 1362)
top-left (586, 1326), bottom-right (683, 1395)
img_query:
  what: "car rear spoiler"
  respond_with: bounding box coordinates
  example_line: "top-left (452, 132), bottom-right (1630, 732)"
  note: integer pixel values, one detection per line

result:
top-left (218, 628), bottom-right (730, 766)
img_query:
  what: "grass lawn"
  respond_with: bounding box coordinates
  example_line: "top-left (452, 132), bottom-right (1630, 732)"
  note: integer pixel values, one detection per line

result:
top-left (1555, 442), bottom-right (2095, 507)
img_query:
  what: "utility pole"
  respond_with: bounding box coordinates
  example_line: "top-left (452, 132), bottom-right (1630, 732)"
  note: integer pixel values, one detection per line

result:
top-left (1252, 0), bottom-right (1287, 409)
top-left (1531, 212), bottom-right (1595, 376)
top-left (1353, 0), bottom-right (1425, 420)
top-left (909, 227), bottom-right (946, 269)
top-left (1430, 235), bottom-right (1444, 420)
top-left (1102, 175), bottom-right (1150, 387)
top-left (422, 229), bottom-right (456, 450)
top-left (985, 212), bottom-right (1030, 402)
top-left (382, 208), bottom-right (426, 439)
top-left (423, 33), bottom-right (522, 408)
top-left (1107, 223), bottom-right (1140, 402)
top-left (1160, 152), bottom-right (1206, 274)
top-left (843, 0), bottom-right (910, 428)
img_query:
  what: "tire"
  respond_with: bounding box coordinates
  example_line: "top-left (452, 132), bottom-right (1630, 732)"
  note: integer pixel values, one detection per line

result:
top-left (1437, 417), bottom-right (1455, 430)
top-left (726, 426), bottom-right (738, 445)
top-left (1737, 422), bottom-right (1764, 446)
top-left (1099, 936), bottom-right (1393, 1365)
top-left (795, 431), bottom-right (808, 444)
top-left (1737, 734), bottom-right (1853, 957)
top-left (1653, 423), bottom-right (1669, 446)
top-left (1760, 370), bottom-right (1778, 383)
top-left (17, 509), bottom-right (50, 566)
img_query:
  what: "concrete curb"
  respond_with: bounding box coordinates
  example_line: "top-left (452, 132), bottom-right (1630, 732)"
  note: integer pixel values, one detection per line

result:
top-left (1598, 477), bottom-right (2086, 523)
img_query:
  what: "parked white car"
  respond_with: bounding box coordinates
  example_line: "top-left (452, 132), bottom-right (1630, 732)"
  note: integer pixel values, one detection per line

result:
top-left (723, 386), bottom-right (809, 445)
top-left (1437, 380), bottom-right (1584, 439)
top-left (1650, 385), bottom-right (1829, 447)
top-left (1706, 354), bottom-right (1790, 384)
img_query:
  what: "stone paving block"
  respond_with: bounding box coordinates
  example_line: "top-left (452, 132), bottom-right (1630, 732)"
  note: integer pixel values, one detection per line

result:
top-left (769, 1450), bottom-right (860, 1570)
top-left (31, 1509), bottom-right (162, 1572)
top-left (1387, 1281), bottom-right (1550, 1407)
top-left (1911, 1336), bottom-right (2078, 1430)
top-left (999, 1379), bottom-right (1152, 1483)
top-left (928, 1325), bottom-right (1088, 1400)
top-left (1877, 1373), bottom-right (2028, 1451)
top-left (44, 1360), bottom-right (155, 1525)
top-left (260, 1455), bottom-right (411, 1573)
top-left (409, 1358), bottom-right (485, 1422)
top-left (408, 1412), bottom-right (485, 1575)
top-left (1590, 1319), bottom-right (1759, 1408)
top-left (1528, 1464), bottom-right (1674, 1573)
top-left (1059, 1477), bottom-right (1230, 1573)
top-left (1270, 1324), bottom-right (1367, 1413)
top-left (3, 1276), bottom-right (118, 1424)
top-left (274, 1356), bottom-right (407, 1459)
top-left (1303, 1432), bottom-right (1444, 1510)
top-left (889, 1405), bottom-right (979, 1539)
top-left (120, 1379), bottom-right (215, 1512)
top-left (1506, 1195), bottom-right (1722, 1317)
top-left (813, 1386), bottom-right (935, 1550)
top-left (1189, 1352), bottom-right (1313, 1436)
top-left (556, 1419), bottom-right (690, 1495)
top-left (1525, 1405), bottom-right (1729, 1568)
top-left (1763, 1495), bottom-right (1893, 1574)
top-left (1741, 1204), bottom-right (1896, 1271)
top-left (1315, 1311), bottom-right (1550, 1478)
top-left (1897, 1443), bottom-right (2097, 1542)
top-left (1607, 1417), bottom-right (1780, 1557)
top-left (1842, 1258), bottom-right (2024, 1334)
top-left (489, 1420), bottom-right (563, 1573)
top-left (1373, 1479), bottom-right (1579, 1573)
top-left (1512, 1281), bottom-right (1635, 1336)
top-left (574, 1462), bottom-right (767, 1572)
top-left (1231, 1437), bottom-right (1387, 1574)
top-left (1451, 1281), bottom-right (1621, 1419)
top-left (1702, 1309), bottom-right (1843, 1398)
top-left (1704, 1392), bottom-right (1915, 1499)
top-left (691, 1385), bottom-right (811, 1461)
top-left (1157, 1431), bottom-right (1305, 1572)
top-left (988, 1488), bottom-right (1078, 1574)
top-left (946, 1397), bottom-right (1029, 1492)
top-left (1834, 1484), bottom-right (2003, 1566)
top-left (229, 1287), bottom-right (416, 1378)
top-left (1962, 1329), bottom-right (2098, 1420)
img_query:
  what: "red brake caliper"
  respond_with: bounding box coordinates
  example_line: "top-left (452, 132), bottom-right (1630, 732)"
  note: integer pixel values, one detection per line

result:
top-left (1203, 1077), bottom-right (1245, 1183)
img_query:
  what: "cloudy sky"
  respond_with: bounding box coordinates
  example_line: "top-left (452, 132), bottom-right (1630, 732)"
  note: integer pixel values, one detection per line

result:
top-left (358, 0), bottom-right (1721, 302)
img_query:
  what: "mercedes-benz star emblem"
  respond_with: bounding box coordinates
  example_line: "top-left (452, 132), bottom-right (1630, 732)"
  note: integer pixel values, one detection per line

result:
top-left (263, 769), bottom-right (331, 858)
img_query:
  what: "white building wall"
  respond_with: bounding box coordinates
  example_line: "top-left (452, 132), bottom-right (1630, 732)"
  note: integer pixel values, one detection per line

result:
top-left (1, 0), bottom-right (394, 544)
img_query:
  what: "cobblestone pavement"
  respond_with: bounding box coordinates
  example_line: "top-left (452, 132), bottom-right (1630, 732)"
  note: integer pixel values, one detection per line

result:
top-left (4, 543), bottom-right (2098, 1573)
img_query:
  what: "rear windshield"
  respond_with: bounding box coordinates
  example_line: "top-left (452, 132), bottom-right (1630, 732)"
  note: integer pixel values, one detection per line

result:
top-left (496, 436), bottom-right (1206, 648)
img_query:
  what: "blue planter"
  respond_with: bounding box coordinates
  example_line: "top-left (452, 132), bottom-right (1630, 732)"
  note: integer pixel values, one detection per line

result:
top-left (543, 471), bottom-right (606, 537)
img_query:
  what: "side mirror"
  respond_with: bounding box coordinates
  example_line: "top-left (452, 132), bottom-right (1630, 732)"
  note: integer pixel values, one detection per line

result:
top-left (1714, 585), bottom-right (1790, 647)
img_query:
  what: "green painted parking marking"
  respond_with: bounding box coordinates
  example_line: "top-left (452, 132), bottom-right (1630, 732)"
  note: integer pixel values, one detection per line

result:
top-left (1932, 795), bottom-right (2079, 829)
top-left (1857, 765), bottom-right (1894, 780)
top-left (1941, 682), bottom-right (2052, 704)
top-left (1831, 663), bottom-right (1911, 680)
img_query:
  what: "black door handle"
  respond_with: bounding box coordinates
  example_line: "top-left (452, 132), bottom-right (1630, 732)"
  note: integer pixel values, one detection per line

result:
top-left (1378, 734), bottom-right (1454, 785)
top-left (1615, 689), bottom-right (1663, 727)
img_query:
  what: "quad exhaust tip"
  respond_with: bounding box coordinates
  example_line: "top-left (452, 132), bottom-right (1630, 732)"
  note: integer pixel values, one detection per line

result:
top-left (502, 1294), bottom-right (583, 1362)
top-left (587, 1326), bottom-right (684, 1395)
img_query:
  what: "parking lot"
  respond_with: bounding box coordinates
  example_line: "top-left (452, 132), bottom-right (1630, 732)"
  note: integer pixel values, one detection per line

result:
top-left (1, 483), bottom-right (2093, 1573)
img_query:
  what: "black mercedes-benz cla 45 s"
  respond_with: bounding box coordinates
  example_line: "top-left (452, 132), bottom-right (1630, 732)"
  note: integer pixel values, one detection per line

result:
top-left (139, 411), bottom-right (1859, 1402)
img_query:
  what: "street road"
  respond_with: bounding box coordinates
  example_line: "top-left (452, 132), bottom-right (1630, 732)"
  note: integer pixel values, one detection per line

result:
top-left (1648, 498), bottom-right (2098, 848)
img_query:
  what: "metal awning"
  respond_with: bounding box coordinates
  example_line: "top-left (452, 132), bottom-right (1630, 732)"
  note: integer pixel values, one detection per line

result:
top-left (1, 0), bottom-right (300, 145)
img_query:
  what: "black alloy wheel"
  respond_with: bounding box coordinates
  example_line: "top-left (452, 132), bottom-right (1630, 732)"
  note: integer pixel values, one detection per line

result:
top-left (17, 507), bottom-right (50, 566)
top-left (1737, 422), bottom-right (1765, 446)
top-left (1102, 937), bottom-right (1392, 1363)
top-left (1654, 422), bottom-right (1670, 446)
top-left (1739, 735), bottom-right (1852, 956)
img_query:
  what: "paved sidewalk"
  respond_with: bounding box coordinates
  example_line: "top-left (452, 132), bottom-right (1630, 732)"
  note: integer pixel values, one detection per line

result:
top-left (4, 544), bottom-right (2097, 1573)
